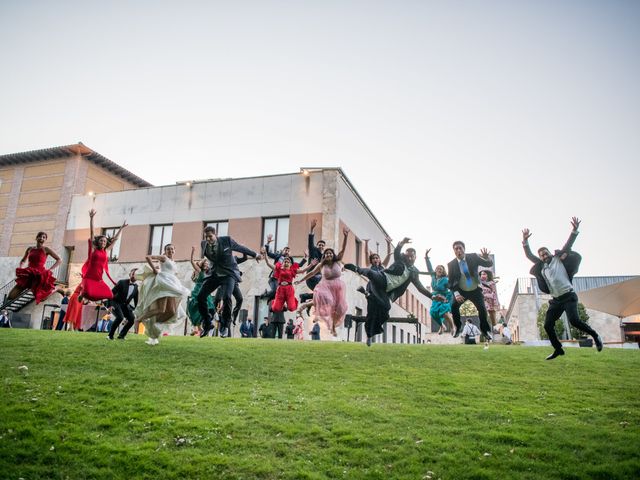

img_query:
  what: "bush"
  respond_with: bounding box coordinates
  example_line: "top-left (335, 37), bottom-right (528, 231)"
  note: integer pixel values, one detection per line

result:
top-left (537, 302), bottom-right (590, 340)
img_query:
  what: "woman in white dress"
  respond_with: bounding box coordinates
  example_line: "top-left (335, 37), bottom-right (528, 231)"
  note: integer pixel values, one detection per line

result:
top-left (135, 244), bottom-right (190, 345)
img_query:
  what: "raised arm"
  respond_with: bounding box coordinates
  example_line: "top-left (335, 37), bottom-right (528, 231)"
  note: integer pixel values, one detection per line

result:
top-left (382, 237), bottom-right (393, 267)
top-left (335, 227), bottom-right (350, 262)
top-left (560, 217), bottom-right (580, 252)
top-left (424, 249), bottom-right (436, 277)
top-left (106, 219), bottom-right (128, 252)
top-left (395, 237), bottom-right (410, 263)
top-left (298, 258), bottom-right (318, 275)
top-left (89, 209), bottom-right (96, 240)
top-left (190, 246), bottom-right (201, 274)
top-left (521, 228), bottom-right (539, 263)
top-left (478, 248), bottom-right (494, 267)
top-left (230, 238), bottom-right (261, 260)
top-left (410, 274), bottom-right (433, 299)
top-left (264, 234), bottom-right (279, 260)
top-left (260, 247), bottom-right (275, 271)
top-left (145, 255), bottom-right (165, 274)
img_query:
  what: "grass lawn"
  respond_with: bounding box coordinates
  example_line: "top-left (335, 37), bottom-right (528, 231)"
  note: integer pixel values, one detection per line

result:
top-left (1, 330), bottom-right (639, 479)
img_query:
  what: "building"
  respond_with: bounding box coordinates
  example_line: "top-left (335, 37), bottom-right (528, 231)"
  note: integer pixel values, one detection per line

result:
top-left (0, 143), bottom-right (151, 275)
top-left (505, 276), bottom-right (635, 344)
top-left (2, 153), bottom-right (438, 343)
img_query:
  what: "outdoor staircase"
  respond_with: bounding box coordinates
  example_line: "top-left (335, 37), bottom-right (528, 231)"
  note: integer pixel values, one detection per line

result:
top-left (0, 261), bottom-right (65, 313)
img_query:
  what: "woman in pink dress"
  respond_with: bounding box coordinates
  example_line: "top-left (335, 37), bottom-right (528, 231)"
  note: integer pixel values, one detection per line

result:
top-left (79, 209), bottom-right (127, 302)
top-left (480, 270), bottom-right (500, 327)
top-left (296, 228), bottom-right (350, 337)
top-left (8, 232), bottom-right (61, 304)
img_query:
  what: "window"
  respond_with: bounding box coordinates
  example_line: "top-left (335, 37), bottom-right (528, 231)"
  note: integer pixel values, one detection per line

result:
top-left (149, 225), bottom-right (173, 255)
top-left (400, 329), bottom-right (404, 344)
top-left (204, 220), bottom-right (229, 237)
top-left (383, 325), bottom-right (387, 343)
top-left (102, 227), bottom-right (122, 261)
top-left (392, 325), bottom-right (396, 343)
top-left (355, 237), bottom-right (362, 267)
top-left (262, 217), bottom-right (290, 253)
top-left (407, 332), bottom-right (411, 344)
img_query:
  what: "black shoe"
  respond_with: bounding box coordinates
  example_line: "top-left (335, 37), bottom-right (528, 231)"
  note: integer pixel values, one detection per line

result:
top-left (453, 328), bottom-right (461, 338)
top-left (483, 332), bottom-right (493, 342)
top-left (545, 349), bottom-right (565, 360)
top-left (594, 335), bottom-right (604, 352)
top-left (116, 336), bottom-right (125, 340)
top-left (366, 337), bottom-right (372, 347)
top-left (107, 336), bottom-right (114, 341)
top-left (344, 263), bottom-right (358, 273)
top-left (200, 327), bottom-right (212, 338)
top-left (357, 286), bottom-right (366, 295)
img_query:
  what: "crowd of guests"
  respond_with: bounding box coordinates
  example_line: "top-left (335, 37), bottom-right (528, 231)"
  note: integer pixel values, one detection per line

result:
top-left (1, 212), bottom-right (603, 359)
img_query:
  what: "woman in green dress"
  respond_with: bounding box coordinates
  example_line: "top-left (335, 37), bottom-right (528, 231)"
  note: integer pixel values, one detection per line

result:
top-left (187, 246), bottom-right (214, 333)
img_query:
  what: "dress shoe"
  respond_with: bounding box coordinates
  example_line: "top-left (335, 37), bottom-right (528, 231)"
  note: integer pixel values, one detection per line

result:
top-left (453, 328), bottom-right (461, 338)
top-left (107, 336), bottom-right (114, 341)
top-left (344, 263), bottom-right (359, 273)
top-left (483, 332), bottom-right (493, 342)
top-left (545, 349), bottom-right (565, 360)
top-left (357, 286), bottom-right (367, 296)
top-left (200, 327), bottom-right (212, 338)
top-left (366, 337), bottom-right (372, 347)
top-left (594, 335), bottom-right (604, 352)
top-left (117, 336), bottom-right (126, 340)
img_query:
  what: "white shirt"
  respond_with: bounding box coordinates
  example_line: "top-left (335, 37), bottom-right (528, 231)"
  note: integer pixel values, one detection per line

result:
top-left (461, 322), bottom-right (480, 338)
top-left (541, 256), bottom-right (573, 298)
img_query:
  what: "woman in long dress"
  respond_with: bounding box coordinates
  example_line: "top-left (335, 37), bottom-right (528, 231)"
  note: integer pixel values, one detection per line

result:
top-left (296, 228), bottom-right (350, 337)
top-left (187, 246), bottom-right (214, 335)
top-left (425, 249), bottom-right (455, 334)
top-left (480, 270), bottom-right (500, 327)
top-left (135, 244), bottom-right (190, 345)
top-left (8, 231), bottom-right (61, 304)
top-left (79, 209), bottom-right (127, 302)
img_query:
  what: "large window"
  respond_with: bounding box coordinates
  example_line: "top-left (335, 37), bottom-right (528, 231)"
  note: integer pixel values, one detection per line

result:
top-left (355, 238), bottom-right (362, 267)
top-left (204, 220), bottom-right (229, 237)
top-left (262, 217), bottom-right (290, 253)
top-left (149, 225), bottom-right (173, 255)
top-left (102, 227), bottom-right (122, 261)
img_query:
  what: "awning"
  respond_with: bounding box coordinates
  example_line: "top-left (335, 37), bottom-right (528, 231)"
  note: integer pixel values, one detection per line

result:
top-left (579, 277), bottom-right (640, 318)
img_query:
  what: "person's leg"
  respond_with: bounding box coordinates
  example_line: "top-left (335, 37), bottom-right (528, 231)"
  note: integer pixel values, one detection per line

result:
top-left (232, 284), bottom-right (243, 324)
top-left (198, 277), bottom-right (220, 334)
top-left (271, 287), bottom-right (286, 312)
top-left (285, 285), bottom-right (298, 312)
top-left (564, 293), bottom-right (601, 347)
top-left (118, 306), bottom-right (136, 339)
top-left (544, 299), bottom-right (565, 353)
top-left (466, 288), bottom-right (492, 338)
top-left (108, 303), bottom-right (125, 339)
top-left (218, 277), bottom-right (235, 336)
top-left (306, 275), bottom-right (321, 292)
top-left (451, 299), bottom-right (462, 337)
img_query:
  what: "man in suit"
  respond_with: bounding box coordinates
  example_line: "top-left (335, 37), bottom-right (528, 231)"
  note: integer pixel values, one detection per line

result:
top-left (522, 217), bottom-right (602, 360)
top-left (240, 317), bottom-right (253, 337)
top-left (447, 241), bottom-right (494, 340)
top-left (107, 268), bottom-right (138, 340)
top-left (0, 309), bottom-right (11, 328)
top-left (300, 219), bottom-right (326, 304)
top-left (345, 237), bottom-right (439, 346)
top-left (198, 225), bottom-right (262, 338)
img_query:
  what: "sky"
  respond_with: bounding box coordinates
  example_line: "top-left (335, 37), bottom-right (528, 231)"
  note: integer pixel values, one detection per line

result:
top-left (1, 0), bottom-right (639, 303)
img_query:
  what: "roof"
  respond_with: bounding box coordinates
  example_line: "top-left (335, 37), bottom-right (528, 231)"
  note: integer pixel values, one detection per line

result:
top-left (0, 143), bottom-right (152, 187)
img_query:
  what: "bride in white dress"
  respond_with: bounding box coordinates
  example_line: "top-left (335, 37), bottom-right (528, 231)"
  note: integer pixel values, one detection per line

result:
top-left (135, 244), bottom-right (190, 345)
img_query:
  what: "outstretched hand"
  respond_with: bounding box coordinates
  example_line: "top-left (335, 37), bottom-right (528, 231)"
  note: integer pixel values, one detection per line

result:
top-left (522, 228), bottom-right (532, 242)
top-left (571, 217), bottom-right (581, 231)
top-left (480, 248), bottom-right (490, 258)
top-left (89, 209), bottom-right (96, 218)
top-left (399, 237), bottom-right (411, 246)
top-left (343, 227), bottom-right (350, 237)
top-left (425, 248), bottom-right (431, 259)
top-left (120, 219), bottom-right (128, 229)
top-left (255, 254), bottom-right (263, 262)
top-left (266, 233), bottom-right (274, 243)
top-left (310, 219), bottom-right (317, 231)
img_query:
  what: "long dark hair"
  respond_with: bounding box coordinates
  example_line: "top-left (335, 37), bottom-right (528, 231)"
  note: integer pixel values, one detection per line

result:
top-left (92, 235), bottom-right (114, 249)
top-left (321, 248), bottom-right (341, 265)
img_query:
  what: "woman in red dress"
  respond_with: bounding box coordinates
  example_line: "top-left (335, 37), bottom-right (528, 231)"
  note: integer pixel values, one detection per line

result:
top-left (78, 209), bottom-right (127, 302)
top-left (8, 232), bottom-right (61, 304)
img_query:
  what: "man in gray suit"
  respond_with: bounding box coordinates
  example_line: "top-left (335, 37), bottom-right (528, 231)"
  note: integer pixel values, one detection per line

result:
top-left (198, 226), bottom-right (261, 338)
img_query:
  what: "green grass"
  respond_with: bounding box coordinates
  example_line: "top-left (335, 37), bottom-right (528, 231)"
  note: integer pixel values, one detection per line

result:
top-left (1, 330), bottom-right (639, 480)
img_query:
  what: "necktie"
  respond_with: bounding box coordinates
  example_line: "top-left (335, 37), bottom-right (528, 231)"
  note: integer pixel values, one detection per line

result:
top-left (460, 259), bottom-right (473, 287)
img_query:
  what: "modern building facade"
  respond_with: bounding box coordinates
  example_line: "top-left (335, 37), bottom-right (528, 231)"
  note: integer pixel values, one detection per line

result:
top-left (2, 156), bottom-right (438, 343)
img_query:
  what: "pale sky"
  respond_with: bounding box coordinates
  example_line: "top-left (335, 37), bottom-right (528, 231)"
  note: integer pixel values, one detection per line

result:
top-left (1, 0), bottom-right (639, 303)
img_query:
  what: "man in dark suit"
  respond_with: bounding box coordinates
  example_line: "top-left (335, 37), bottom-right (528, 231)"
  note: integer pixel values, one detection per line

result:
top-left (522, 217), bottom-right (602, 360)
top-left (198, 225), bottom-right (262, 338)
top-left (107, 268), bottom-right (138, 340)
top-left (447, 241), bottom-right (494, 340)
top-left (345, 237), bottom-right (438, 346)
top-left (300, 219), bottom-right (326, 304)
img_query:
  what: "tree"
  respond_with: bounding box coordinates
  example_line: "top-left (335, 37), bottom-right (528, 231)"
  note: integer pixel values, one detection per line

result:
top-left (459, 301), bottom-right (478, 317)
top-left (537, 303), bottom-right (590, 340)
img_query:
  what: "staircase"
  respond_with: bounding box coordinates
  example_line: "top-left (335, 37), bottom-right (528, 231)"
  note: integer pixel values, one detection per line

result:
top-left (0, 261), bottom-right (64, 313)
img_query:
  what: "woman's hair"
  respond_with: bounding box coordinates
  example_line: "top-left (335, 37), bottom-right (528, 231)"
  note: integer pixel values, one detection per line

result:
top-left (321, 248), bottom-right (340, 265)
top-left (36, 231), bottom-right (47, 240)
top-left (435, 264), bottom-right (447, 276)
top-left (164, 243), bottom-right (174, 253)
top-left (92, 235), bottom-right (113, 249)
top-left (369, 252), bottom-right (380, 263)
top-left (480, 269), bottom-right (494, 281)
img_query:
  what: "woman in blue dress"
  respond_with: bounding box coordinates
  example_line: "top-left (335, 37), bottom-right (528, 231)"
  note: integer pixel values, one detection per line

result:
top-left (425, 249), bottom-right (455, 334)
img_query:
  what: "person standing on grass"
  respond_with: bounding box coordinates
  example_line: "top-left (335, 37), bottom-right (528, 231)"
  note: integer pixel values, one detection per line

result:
top-left (309, 318), bottom-right (320, 340)
top-left (285, 318), bottom-right (295, 339)
top-left (522, 217), bottom-right (603, 360)
top-left (0, 310), bottom-right (11, 328)
top-left (446, 241), bottom-right (494, 340)
top-left (460, 318), bottom-right (481, 344)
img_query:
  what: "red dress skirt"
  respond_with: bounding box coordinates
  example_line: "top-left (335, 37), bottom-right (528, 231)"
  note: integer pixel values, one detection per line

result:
top-left (15, 247), bottom-right (56, 304)
top-left (80, 240), bottom-right (115, 301)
